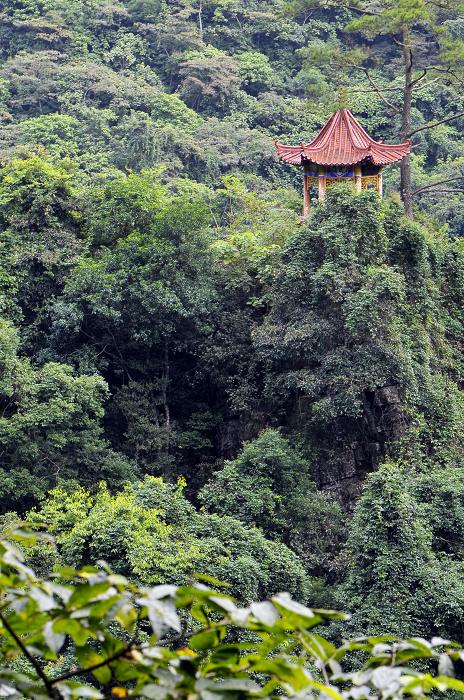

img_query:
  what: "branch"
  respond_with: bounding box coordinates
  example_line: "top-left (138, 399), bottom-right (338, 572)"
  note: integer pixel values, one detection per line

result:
top-left (391, 33), bottom-right (407, 47)
top-left (0, 610), bottom-right (55, 697)
top-left (346, 85), bottom-right (404, 92)
top-left (424, 65), bottom-right (456, 77)
top-left (157, 624), bottom-right (228, 648)
top-left (412, 188), bottom-right (464, 196)
top-left (52, 622), bottom-right (229, 685)
top-left (344, 4), bottom-right (382, 13)
top-left (412, 77), bottom-right (439, 91)
top-left (412, 175), bottom-right (464, 196)
top-left (346, 78), bottom-right (438, 94)
top-left (411, 187), bottom-right (464, 197)
top-left (362, 68), bottom-right (401, 112)
top-left (408, 110), bottom-right (464, 136)
top-left (410, 68), bottom-right (427, 87)
top-left (319, 1), bottom-right (382, 15)
top-left (52, 643), bottom-right (135, 684)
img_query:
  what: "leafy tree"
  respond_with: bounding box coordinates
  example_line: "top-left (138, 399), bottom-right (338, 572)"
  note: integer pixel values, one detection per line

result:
top-left (18, 113), bottom-right (115, 174)
top-left (59, 174), bottom-right (217, 465)
top-left (0, 319), bottom-right (136, 514)
top-left (0, 526), bottom-right (464, 700)
top-left (153, 4), bottom-right (203, 59)
top-left (125, 0), bottom-right (161, 22)
top-left (336, 460), bottom-right (464, 641)
top-left (27, 475), bottom-right (311, 604)
top-left (0, 50), bottom-right (61, 116)
top-left (199, 429), bottom-right (346, 579)
top-left (0, 153), bottom-right (82, 341)
top-left (238, 52), bottom-right (275, 95)
top-left (106, 31), bottom-right (147, 72)
top-left (178, 48), bottom-right (241, 112)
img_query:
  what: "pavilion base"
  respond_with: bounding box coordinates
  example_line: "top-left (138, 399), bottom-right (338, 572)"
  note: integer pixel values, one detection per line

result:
top-left (302, 164), bottom-right (383, 217)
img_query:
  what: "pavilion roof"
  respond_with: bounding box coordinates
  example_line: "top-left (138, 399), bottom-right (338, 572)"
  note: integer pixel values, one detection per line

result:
top-left (275, 109), bottom-right (410, 167)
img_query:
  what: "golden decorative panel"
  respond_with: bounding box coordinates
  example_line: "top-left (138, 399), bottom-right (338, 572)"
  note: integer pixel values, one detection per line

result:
top-left (361, 175), bottom-right (379, 190)
top-left (305, 176), bottom-right (319, 187)
top-left (325, 176), bottom-right (355, 188)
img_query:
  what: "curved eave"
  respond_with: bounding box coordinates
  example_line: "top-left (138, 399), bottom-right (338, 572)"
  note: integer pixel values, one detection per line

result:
top-left (367, 143), bottom-right (411, 166)
top-left (274, 140), bottom-right (411, 167)
top-left (274, 142), bottom-right (304, 165)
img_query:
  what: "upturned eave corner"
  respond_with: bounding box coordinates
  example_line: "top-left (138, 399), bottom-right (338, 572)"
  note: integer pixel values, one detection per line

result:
top-left (275, 109), bottom-right (410, 216)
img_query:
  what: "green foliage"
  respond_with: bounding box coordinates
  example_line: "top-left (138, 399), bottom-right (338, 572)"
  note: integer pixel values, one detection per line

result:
top-left (5, 0), bottom-right (464, 651)
top-left (0, 318), bottom-right (136, 513)
top-left (27, 476), bottom-right (311, 604)
top-left (200, 430), bottom-right (346, 578)
top-left (0, 526), bottom-right (463, 700)
top-left (55, 172), bottom-right (218, 467)
top-left (81, 168), bottom-right (169, 247)
top-left (238, 52), bottom-right (275, 95)
top-left (336, 461), bottom-right (464, 641)
top-left (254, 186), bottom-right (464, 482)
top-left (0, 153), bottom-right (81, 334)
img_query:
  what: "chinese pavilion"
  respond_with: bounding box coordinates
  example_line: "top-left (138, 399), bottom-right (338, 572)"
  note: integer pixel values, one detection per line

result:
top-left (275, 108), bottom-right (411, 216)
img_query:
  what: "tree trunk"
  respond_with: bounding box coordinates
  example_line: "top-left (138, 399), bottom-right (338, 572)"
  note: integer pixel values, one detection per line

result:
top-left (198, 0), bottom-right (203, 36)
top-left (400, 32), bottom-right (414, 218)
top-left (163, 340), bottom-right (170, 453)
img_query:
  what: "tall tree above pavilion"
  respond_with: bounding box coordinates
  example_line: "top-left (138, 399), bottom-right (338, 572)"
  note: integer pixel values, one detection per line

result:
top-left (275, 108), bottom-right (410, 216)
top-left (293, 0), bottom-right (464, 218)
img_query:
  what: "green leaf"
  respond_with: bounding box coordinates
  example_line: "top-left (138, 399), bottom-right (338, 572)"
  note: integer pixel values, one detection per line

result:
top-left (190, 630), bottom-right (220, 651)
top-left (43, 621), bottom-right (65, 655)
top-left (75, 645), bottom-right (111, 684)
top-left (438, 654), bottom-right (455, 677)
top-left (89, 596), bottom-right (124, 624)
top-left (250, 601), bottom-right (279, 627)
top-left (300, 633), bottom-right (337, 661)
top-left (29, 587), bottom-right (55, 612)
top-left (57, 682), bottom-right (103, 699)
top-left (208, 645), bottom-right (240, 666)
top-left (112, 660), bottom-right (140, 683)
top-left (138, 594), bottom-right (181, 639)
top-left (69, 582), bottom-right (112, 607)
top-left (193, 574), bottom-right (230, 587)
top-left (139, 684), bottom-right (169, 700)
top-left (271, 593), bottom-right (322, 629)
top-left (435, 676), bottom-right (464, 692)
top-left (200, 679), bottom-right (261, 692)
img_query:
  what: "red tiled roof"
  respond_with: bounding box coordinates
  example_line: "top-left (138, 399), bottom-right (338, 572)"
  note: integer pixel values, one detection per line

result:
top-left (275, 109), bottom-right (410, 166)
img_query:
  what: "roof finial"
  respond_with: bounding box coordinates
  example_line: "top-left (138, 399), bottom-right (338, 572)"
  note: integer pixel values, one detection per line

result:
top-left (338, 86), bottom-right (345, 106)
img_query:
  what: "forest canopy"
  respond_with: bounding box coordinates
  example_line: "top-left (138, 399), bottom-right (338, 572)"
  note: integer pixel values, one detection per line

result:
top-left (3, 0), bottom-right (464, 691)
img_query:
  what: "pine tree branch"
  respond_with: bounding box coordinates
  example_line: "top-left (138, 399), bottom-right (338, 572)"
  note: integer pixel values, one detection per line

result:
top-left (360, 68), bottom-right (401, 112)
top-left (346, 85), bottom-right (404, 92)
top-left (412, 176), bottom-right (464, 196)
top-left (410, 68), bottom-right (427, 87)
top-left (408, 110), bottom-right (464, 136)
top-left (347, 78), bottom-right (438, 93)
top-left (345, 4), bottom-right (382, 13)
top-left (391, 34), bottom-right (407, 48)
top-left (413, 188), bottom-right (464, 195)
top-left (319, 2), bottom-right (382, 15)
top-left (412, 77), bottom-right (439, 90)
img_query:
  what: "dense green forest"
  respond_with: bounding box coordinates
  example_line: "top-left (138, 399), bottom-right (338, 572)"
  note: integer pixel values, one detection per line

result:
top-left (4, 0), bottom-right (464, 662)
